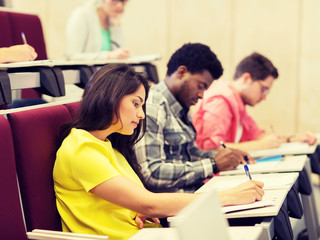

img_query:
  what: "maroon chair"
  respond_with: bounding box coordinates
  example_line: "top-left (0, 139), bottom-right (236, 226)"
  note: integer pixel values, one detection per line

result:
top-left (8, 11), bottom-right (47, 60)
top-left (64, 101), bottom-right (80, 118)
top-left (0, 10), bottom-right (14, 48)
top-left (0, 115), bottom-right (28, 240)
top-left (7, 105), bottom-right (72, 232)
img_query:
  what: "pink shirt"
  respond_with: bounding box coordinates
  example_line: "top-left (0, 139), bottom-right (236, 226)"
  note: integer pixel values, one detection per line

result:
top-left (192, 80), bottom-right (264, 150)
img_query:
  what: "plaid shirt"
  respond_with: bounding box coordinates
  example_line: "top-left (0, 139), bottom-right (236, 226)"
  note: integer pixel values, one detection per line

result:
top-left (135, 81), bottom-right (217, 193)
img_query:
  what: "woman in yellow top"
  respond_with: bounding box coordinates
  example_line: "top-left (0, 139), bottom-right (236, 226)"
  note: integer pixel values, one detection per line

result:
top-left (53, 64), bottom-right (265, 240)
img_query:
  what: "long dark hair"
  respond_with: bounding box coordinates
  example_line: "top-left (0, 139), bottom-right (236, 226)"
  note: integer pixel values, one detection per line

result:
top-left (59, 64), bottom-right (150, 180)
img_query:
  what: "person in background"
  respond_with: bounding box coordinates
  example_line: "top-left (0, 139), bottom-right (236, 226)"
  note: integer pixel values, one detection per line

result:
top-left (0, 44), bottom-right (37, 63)
top-left (135, 43), bottom-right (253, 194)
top-left (192, 52), bottom-right (317, 152)
top-left (65, 0), bottom-right (130, 61)
top-left (53, 64), bottom-right (264, 240)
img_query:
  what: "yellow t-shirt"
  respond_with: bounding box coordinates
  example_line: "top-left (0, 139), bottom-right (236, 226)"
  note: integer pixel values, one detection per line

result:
top-left (53, 128), bottom-right (143, 240)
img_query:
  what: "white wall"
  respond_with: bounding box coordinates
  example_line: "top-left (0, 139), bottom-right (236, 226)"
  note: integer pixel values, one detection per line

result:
top-left (11, 0), bottom-right (320, 135)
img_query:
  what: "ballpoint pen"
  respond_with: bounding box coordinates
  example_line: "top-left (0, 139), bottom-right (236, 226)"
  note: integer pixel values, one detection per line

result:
top-left (244, 164), bottom-right (252, 180)
top-left (21, 32), bottom-right (27, 44)
top-left (220, 141), bottom-right (226, 148)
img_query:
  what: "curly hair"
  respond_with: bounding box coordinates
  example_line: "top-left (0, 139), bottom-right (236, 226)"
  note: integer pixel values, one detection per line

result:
top-left (166, 43), bottom-right (223, 79)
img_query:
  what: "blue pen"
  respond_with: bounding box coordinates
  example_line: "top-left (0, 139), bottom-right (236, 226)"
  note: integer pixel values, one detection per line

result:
top-left (21, 32), bottom-right (27, 44)
top-left (244, 164), bottom-right (252, 180)
top-left (244, 154), bottom-right (249, 164)
top-left (220, 141), bottom-right (226, 148)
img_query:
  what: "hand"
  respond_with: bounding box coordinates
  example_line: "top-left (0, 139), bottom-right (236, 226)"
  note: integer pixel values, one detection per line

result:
top-left (219, 180), bottom-right (264, 206)
top-left (108, 48), bottom-right (130, 59)
top-left (1, 44), bottom-right (37, 63)
top-left (215, 148), bottom-right (246, 171)
top-left (289, 131), bottom-right (317, 145)
top-left (258, 133), bottom-right (282, 149)
top-left (135, 213), bottom-right (160, 229)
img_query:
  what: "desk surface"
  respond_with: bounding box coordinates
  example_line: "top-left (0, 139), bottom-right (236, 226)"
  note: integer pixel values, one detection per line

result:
top-left (220, 155), bottom-right (307, 176)
top-left (196, 172), bottom-right (298, 219)
top-left (249, 142), bottom-right (317, 158)
top-left (0, 54), bottom-right (161, 69)
top-left (129, 226), bottom-right (264, 240)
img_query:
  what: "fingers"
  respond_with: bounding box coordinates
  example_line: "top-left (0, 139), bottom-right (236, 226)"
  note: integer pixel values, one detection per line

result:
top-left (135, 215), bottom-right (145, 229)
top-left (152, 218), bottom-right (160, 224)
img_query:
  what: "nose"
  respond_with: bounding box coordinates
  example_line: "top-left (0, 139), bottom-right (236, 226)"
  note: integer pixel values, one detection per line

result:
top-left (198, 91), bottom-right (204, 99)
top-left (137, 108), bottom-right (145, 119)
top-left (261, 93), bottom-right (267, 100)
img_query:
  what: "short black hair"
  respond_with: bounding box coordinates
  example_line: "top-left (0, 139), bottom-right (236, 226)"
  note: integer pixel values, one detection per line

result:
top-left (234, 52), bottom-right (279, 80)
top-left (166, 43), bottom-right (223, 80)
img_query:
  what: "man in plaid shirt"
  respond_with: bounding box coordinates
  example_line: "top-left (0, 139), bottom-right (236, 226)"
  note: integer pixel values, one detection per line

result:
top-left (135, 43), bottom-right (249, 193)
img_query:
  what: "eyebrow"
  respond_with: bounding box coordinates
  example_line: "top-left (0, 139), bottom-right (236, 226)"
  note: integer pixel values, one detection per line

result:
top-left (136, 96), bottom-right (145, 104)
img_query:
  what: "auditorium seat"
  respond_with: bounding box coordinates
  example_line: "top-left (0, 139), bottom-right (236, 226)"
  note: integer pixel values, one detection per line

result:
top-left (1, 102), bottom-right (108, 240)
top-left (0, 115), bottom-right (28, 240)
top-left (7, 105), bottom-right (72, 232)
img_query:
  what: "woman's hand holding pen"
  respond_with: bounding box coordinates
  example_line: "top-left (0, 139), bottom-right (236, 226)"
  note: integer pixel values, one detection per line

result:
top-left (219, 180), bottom-right (264, 206)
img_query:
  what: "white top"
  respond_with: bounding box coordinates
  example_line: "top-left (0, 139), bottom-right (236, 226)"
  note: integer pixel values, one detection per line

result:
top-left (64, 0), bottom-right (124, 60)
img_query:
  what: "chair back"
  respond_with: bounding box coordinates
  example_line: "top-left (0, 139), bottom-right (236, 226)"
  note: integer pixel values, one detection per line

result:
top-left (8, 105), bottom-right (72, 231)
top-left (0, 115), bottom-right (28, 239)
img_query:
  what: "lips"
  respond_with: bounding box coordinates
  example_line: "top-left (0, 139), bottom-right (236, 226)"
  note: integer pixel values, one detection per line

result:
top-left (132, 121), bottom-right (139, 127)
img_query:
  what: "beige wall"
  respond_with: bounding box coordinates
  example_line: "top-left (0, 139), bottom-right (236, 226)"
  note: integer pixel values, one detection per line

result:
top-left (11, 0), bottom-right (320, 135)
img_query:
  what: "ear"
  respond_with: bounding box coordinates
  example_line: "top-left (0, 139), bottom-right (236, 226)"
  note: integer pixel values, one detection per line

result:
top-left (176, 65), bottom-right (188, 79)
top-left (241, 72), bottom-right (252, 84)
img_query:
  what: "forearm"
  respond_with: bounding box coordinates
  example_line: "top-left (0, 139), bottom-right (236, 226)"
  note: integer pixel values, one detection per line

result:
top-left (223, 140), bottom-right (267, 152)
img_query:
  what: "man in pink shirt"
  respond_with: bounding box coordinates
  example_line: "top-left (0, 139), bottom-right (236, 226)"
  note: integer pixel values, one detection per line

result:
top-left (192, 52), bottom-right (316, 151)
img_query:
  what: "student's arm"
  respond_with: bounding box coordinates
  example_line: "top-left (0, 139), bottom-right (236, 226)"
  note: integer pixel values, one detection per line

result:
top-left (90, 175), bottom-right (264, 218)
top-left (224, 133), bottom-right (281, 151)
top-left (0, 45), bottom-right (37, 63)
top-left (281, 131), bottom-right (317, 145)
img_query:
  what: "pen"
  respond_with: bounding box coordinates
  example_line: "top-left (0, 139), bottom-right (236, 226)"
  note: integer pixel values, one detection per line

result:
top-left (244, 154), bottom-right (249, 164)
top-left (270, 124), bottom-right (275, 134)
top-left (244, 164), bottom-right (252, 180)
top-left (220, 141), bottom-right (226, 148)
top-left (111, 40), bottom-right (120, 49)
top-left (21, 32), bottom-right (27, 44)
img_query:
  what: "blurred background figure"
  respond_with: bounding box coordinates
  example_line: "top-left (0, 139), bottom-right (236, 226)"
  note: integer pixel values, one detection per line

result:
top-left (64, 0), bottom-right (130, 61)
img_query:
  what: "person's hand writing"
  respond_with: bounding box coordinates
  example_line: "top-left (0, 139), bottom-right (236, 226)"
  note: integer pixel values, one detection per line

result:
top-left (108, 48), bottom-right (130, 59)
top-left (215, 148), bottom-right (244, 171)
top-left (135, 213), bottom-right (160, 229)
top-left (219, 180), bottom-right (264, 206)
top-left (258, 133), bottom-right (282, 148)
top-left (0, 44), bottom-right (37, 63)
